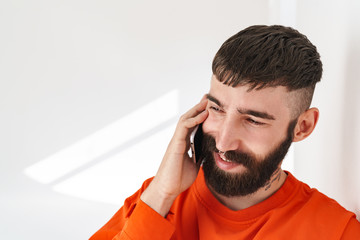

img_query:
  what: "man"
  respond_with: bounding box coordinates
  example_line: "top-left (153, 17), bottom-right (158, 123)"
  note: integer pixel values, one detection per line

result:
top-left (90, 25), bottom-right (360, 239)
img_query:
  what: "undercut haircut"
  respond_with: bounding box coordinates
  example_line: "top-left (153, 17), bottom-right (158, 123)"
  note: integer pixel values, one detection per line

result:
top-left (212, 25), bottom-right (323, 118)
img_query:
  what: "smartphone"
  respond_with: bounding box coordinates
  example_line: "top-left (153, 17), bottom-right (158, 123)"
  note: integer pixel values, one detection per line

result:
top-left (190, 123), bottom-right (204, 165)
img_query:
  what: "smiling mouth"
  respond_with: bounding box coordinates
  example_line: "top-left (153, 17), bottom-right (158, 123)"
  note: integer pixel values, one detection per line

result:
top-left (219, 152), bottom-right (233, 163)
top-left (214, 151), bottom-right (244, 172)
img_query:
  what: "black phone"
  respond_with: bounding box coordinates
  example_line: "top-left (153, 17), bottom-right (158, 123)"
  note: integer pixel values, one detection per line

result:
top-left (190, 123), bottom-right (204, 165)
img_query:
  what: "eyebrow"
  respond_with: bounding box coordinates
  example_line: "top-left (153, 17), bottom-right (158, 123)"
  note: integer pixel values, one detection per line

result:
top-left (206, 93), bottom-right (276, 120)
top-left (206, 94), bottom-right (222, 107)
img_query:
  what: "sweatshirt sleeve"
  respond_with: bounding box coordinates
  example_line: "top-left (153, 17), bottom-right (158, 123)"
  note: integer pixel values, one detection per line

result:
top-left (112, 199), bottom-right (175, 240)
top-left (89, 177), bottom-right (175, 240)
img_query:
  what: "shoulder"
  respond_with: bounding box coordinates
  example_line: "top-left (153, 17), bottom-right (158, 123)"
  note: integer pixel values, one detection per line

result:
top-left (288, 173), bottom-right (354, 219)
top-left (304, 187), bottom-right (355, 222)
top-left (293, 176), bottom-right (353, 218)
top-left (285, 173), bottom-right (360, 238)
top-left (301, 189), bottom-right (360, 238)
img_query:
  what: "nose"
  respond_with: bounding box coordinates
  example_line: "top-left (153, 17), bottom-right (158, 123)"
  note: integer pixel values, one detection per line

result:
top-left (215, 118), bottom-right (241, 152)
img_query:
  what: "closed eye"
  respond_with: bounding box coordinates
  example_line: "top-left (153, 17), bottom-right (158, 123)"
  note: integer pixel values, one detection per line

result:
top-left (210, 106), bottom-right (222, 112)
top-left (247, 118), bottom-right (265, 126)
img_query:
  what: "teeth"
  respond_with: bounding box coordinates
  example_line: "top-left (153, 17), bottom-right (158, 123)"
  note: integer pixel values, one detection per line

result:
top-left (219, 153), bottom-right (232, 162)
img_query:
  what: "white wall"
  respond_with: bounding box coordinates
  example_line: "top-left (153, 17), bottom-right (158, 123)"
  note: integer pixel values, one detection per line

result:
top-left (294, 0), bottom-right (360, 219)
top-left (0, 1), bottom-right (359, 239)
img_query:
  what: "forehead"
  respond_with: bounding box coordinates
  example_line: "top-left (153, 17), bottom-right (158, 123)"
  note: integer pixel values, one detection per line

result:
top-left (209, 76), bottom-right (292, 120)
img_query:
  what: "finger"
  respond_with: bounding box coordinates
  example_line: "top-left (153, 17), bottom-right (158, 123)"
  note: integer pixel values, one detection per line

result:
top-left (181, 98), bottom-right (208, 119)
top-left (183, 109), bottom-right (208, 129)
top-left (172, 96), bottom-right (208, 143)
top-left (200, 94), bottom-right (207, 101)
top-left (175, 109), bottom-right (208, 141)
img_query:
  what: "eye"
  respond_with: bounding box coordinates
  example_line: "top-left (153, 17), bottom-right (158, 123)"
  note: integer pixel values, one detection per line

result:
top-left (210, 106), bottom-right (222, 112)
top-left (210, 106), bottom-right (221, 112)
top-left (247, 118), bottom-right (265, 126)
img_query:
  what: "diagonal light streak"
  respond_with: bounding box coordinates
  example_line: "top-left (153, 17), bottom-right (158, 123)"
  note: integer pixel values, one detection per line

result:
top-left (24, 90), bottom-right (179, 184)
top-left (52, 122), bottom-right (177, 205)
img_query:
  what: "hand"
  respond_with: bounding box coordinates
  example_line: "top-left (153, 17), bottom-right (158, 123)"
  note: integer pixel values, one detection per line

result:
top-left (140, 96), bottom-right (208, 216)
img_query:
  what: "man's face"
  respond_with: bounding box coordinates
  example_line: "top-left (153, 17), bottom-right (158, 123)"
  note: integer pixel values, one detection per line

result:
top-left (201, 75), bottom-right (296, 197)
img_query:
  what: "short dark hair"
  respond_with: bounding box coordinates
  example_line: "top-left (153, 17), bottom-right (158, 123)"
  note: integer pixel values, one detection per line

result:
top-left (212, 25), bottom-right (322, 117)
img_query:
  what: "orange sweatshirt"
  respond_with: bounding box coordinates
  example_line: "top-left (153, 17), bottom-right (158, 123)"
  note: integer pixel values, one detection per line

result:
top-left (90, 169), bottom-right (360, 239)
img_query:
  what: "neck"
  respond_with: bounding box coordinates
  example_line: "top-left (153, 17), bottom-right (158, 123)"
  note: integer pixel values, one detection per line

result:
top-left (208, 168), bottom-right (287, 211)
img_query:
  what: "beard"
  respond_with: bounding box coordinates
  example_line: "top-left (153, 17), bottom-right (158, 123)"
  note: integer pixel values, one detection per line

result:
top-left (201, 119), bottom-right (297, 197)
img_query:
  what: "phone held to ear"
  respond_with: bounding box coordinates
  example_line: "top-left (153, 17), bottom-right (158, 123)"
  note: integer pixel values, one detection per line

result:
top-left (190, 123), bottom-right (204, 165)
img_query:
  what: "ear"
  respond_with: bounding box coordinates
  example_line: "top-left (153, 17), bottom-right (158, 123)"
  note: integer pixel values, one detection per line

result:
top-left (293, 107), bottom-right (319, 142)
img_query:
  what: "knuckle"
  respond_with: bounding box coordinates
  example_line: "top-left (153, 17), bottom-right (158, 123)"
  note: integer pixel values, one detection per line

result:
top-left (179, 114), bottom-right (187, 122)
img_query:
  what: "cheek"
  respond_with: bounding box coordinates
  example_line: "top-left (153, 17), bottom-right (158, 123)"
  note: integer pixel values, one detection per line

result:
top-left (249, 129), bottom-right (286, 156)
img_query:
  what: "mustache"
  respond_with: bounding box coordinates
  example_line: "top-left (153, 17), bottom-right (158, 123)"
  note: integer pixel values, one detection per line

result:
top-left (202, 133), bottom-right (256, 168)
